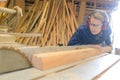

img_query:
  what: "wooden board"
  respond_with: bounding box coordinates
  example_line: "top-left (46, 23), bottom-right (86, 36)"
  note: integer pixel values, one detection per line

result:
top-left (0, 54), bottom-right (120, 80)
top-left (0, 34), bottom-right (16, 42)
top-left (32, 48), bottom-right (101, 70)
top-left (19, 45), bottom-right (97, 61)
top-left (34, 54), bottom-right (120, 80)
top-left (0, 42), bottom-right (27, 47)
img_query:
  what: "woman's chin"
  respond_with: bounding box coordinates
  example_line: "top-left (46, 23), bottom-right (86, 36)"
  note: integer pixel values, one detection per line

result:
top-left (91, 32), bottom-right (99, 35)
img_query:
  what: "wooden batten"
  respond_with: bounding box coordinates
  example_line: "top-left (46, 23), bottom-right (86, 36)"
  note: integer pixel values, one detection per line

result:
top-left (0, 34), bottom-right (16, 42)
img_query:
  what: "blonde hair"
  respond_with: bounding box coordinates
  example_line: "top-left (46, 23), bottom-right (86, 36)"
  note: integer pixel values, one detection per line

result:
top-left (90, 10), bottom-right (109, 23)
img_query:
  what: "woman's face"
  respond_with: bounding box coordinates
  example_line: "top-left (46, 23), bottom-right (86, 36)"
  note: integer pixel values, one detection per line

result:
top-left (89, 16), bottom-right (103, 35)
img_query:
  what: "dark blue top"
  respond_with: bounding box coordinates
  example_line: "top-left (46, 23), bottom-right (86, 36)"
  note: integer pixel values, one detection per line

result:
top-left (68, 25), bottom-right (112, 46)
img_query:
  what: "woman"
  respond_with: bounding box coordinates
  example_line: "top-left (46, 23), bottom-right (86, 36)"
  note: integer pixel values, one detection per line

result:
top-left (68, 10), bottom-right (112, 53)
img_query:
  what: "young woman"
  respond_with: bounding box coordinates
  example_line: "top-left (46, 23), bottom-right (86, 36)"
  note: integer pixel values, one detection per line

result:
top-left (68, 10), bottom-right (112, 53)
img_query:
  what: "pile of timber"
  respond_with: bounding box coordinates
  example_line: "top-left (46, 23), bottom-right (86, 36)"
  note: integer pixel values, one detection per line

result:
top-left (0, 0), bottom-right (78, 46)
top-left (15, 0), bottom-right (78, 46)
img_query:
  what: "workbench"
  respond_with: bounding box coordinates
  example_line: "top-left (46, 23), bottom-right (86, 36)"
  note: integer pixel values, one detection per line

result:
top-left (0, 53), bottom-right (120, 80)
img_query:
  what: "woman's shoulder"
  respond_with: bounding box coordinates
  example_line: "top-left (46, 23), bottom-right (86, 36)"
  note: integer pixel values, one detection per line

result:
top-left (75, 25), bottom-right (90, 35)
top-left (77, 24), bottom-right (88, 30)
top-left (102, 25), bottom-right (112, 35)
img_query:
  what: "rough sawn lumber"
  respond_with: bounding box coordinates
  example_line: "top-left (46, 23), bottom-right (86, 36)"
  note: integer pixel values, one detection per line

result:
top-left (32, 48), bottom-right (101, 70)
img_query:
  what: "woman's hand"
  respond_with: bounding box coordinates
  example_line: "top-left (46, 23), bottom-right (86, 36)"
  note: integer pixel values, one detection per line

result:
top-left (91, 45), bottom-right (104, 53)
top-left (90, 45), bottom-right (112, 53)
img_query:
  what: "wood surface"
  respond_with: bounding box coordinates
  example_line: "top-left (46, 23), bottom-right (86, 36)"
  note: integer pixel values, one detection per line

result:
top-left (0, 47), bottom-right (31, 74)
top-left (0, 54), bottom-right (120, 80)
top-left (37, 54), bottom-right (120, 80)
top-left (32, 48), bottom-right (101, 70)
top-left (0, 34), bottom-right (16, 42)
top-left (96, 59), bottom-right (120, 80)
top-left (20, 45), bottom-right (95, 60)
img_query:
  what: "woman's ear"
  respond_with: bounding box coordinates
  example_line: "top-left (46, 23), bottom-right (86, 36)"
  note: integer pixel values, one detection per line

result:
top-left (86, 16), bottom-right (90, 28)
top-left (102, 21), bottom-right (108, 30)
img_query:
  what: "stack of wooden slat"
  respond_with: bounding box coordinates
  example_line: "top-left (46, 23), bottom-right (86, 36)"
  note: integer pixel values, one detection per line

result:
top-left (13, 0), bottom-right (78, 46)
top-left (0, 0), bottom-right (78, 46)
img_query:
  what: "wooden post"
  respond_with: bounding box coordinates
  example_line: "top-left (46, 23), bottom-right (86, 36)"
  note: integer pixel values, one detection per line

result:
top-left (77, 0), bottom-right (86, 26)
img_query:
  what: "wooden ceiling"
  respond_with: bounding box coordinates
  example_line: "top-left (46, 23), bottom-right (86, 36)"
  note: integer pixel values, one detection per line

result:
top-left (25, 0), bottom-right (120, 11)
top-left (74, 0), bottom-right (120, 10)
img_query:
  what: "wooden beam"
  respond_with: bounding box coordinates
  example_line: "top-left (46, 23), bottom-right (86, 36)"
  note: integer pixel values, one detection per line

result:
top-left (32, 48), bottom-right (101, 70)
top-left (0, 34), bottom-right (16, 42)
top-left (0, 33), bottom-right (42, 37)
top-left (75, 0), bottom-right (118, 4)
top-left (33, 54), bottom-right (120, 80)
top-left (77, 0), bottom-right (86, 25)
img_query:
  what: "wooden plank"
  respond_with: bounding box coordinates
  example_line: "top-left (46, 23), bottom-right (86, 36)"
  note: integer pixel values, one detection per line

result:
top-left (0, 42), bottom-right (26, 47)
top-left (0, 34), bottom-right (16, 42)
top-left (1, 54), bottom-right (120, 80)
top-left (0, 32), bottom-right (42, 37)
top-left (32, 48), bottom-right (101, 70)
top-left (33, 54), bottom-right (120, 80)
top-left (0, 6), bottom-right (16, 14)
top-left (19, 46), bottom-right (95, 61)
top-left (17, 45), bottom-right (111, 61)
top-left (0, 53), bottom-right (106, 80)
top-left (65, 2), bottom-right (75, 34)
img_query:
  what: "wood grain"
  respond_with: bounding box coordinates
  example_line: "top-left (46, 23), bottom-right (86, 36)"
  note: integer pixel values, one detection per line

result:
top-left (32, 48), bottom-right (101, 70)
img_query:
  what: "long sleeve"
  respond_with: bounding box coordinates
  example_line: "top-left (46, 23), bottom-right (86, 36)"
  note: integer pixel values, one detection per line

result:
top-left (68, 27), bottom-right (83, 46)
top-left (104, 25), bottom-right (112, 46)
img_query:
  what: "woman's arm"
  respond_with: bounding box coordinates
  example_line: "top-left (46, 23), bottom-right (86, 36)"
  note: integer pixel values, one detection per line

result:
top-left (91, 45), bottom-right (113, 53)
top-left (102, 45), bottom-right (113, 53)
